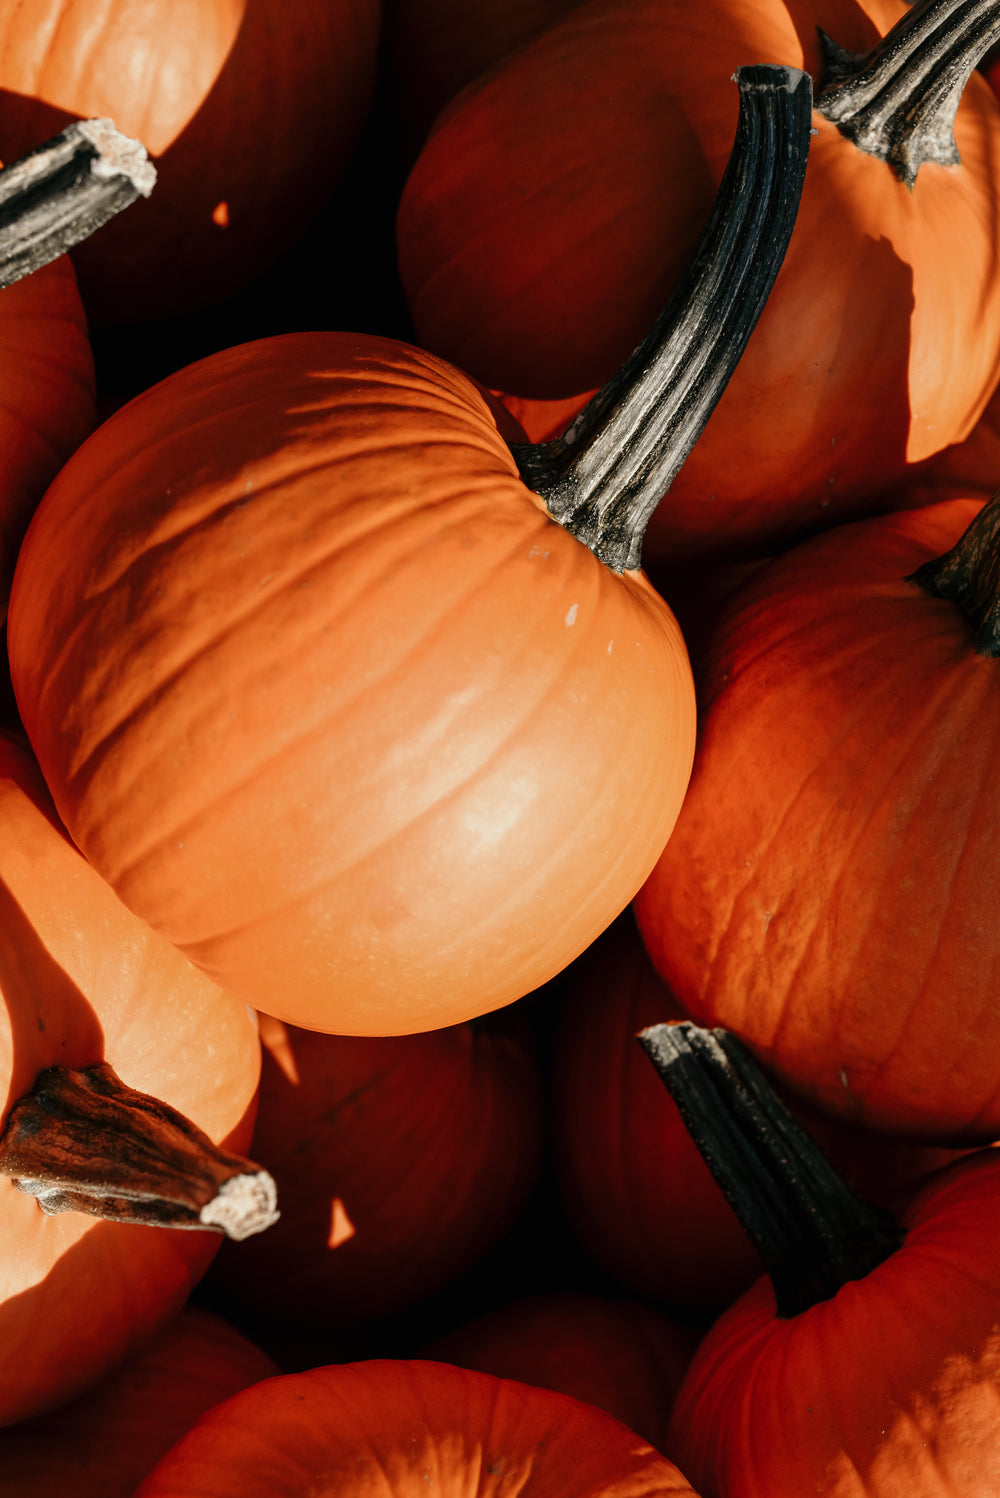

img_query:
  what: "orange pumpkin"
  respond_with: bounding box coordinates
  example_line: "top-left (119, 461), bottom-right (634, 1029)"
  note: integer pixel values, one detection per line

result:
top-left (0, 732), bottom-right (265, 1425)
top-left (0, 1306), bottom-right (278, 1497)
top-left (643, 1023), bottom-right (1000, 1498)
top-left (635, 493), bottom-right (1000, 1140)
top-left (4, 66), bottom-right (811, 1034)
top-left (0, 0), bottom-right (382, 322)
top-left (133, 1359), bottom-right (703, 1497)
top-left (397, 0), bottom-right (1000, 561)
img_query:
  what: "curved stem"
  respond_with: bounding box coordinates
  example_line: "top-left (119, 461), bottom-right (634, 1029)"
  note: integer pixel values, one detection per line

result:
top-left (815, 0), bottom-right (999, 187)
top-left (510, 65), bottom-right (813, 574)
top-left (907, 491), bottom-right (1000, 654)
top-left (0, 118), bottom-right (156, 289)
top-left (638, 1023), bottom-right (904, 1317)
top-left (0, 1062), bottom-right (278, 1242)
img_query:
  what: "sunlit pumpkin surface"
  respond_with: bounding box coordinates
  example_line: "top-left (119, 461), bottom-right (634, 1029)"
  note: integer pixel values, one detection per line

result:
top-left (7, 331), bottom-right (696, 1036)
top-left (0, 736), bottom-right (262, 1426)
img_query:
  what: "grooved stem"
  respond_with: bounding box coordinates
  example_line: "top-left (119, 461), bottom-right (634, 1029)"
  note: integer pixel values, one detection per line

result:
top-left (638, 1023), bottom-right (904, 1317)
top-left (907, 491), bottom-right (1000, 653)
top-left (0, 118), bottom-right (156, 289)
top-left (815, 0), bottom-right (1000, 186)
top-left (0, 1062), bottom-right (278, 1241)
top-left (510, 65), bottom-right (813, 574)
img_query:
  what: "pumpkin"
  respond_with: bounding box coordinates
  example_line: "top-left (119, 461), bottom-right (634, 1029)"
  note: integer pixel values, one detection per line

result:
top-left (423, 1290), bottom-right (701, 1452)
top-left (133, 1359), bottom-right (703, 1497)
top-left (206, 1010), bottom-right (543, 1324)
top-left (397, 0), bottom-right (1000, 561)
top-left (0, 0), bottom-right (382, 323)
top-left (382, 0), bottom-right (584, 166)
top-left (5, 65), bottom-right (813, 1032)
top-left (0, 731), bottom-right (268, 1425)
top-left (634, 491), bottom-right (1000, 1141)
top-left (554, 913), bottom-right (970, 1315)
top-left (644, 1022), bottom-right (1000, 1498)
top-left (0, 1306), bottom-right (278, 1497)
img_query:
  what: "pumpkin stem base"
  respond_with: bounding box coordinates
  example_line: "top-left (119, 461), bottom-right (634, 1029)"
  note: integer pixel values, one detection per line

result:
top-left (638, 1023), bottom-right (904, 1317)
top-left (0, 1062), bottom-right (278, 1241)
top-left (816, 0), bottom-right (999, 187)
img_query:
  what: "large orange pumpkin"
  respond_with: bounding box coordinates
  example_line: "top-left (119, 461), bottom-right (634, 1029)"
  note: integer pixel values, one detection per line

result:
top-left (0, 732), bottom-right (266, 1425)
top-left (0, 0), bottom-right (382, 322)
top-left (3, 66), bottom-right (811, 1034)
top-left (397, 0), bottom-right (1000, 561)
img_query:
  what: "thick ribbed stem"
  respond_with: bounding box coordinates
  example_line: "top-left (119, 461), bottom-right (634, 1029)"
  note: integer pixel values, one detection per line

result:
top-left (0, 1062), bottom-right (278, 1241)
top-left (815, 0), bottom-right (999, 186)
top-left (638, 1023), bottom-right (904, 1317)
top-left (0, 118), bottom-right (155, 289)
top-left (907, 491), bottom-right (1000, 653)
top-left (510, 65), bottom-right (813, 574)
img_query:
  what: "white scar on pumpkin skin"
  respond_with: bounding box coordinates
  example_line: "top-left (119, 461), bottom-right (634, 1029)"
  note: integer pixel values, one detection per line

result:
top-left (565, 603), bottom-right (578, 626)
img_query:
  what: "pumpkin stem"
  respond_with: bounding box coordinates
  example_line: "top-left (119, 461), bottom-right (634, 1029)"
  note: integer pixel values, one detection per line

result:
top-left (907, 491), bottom-right (1000, 653)
top-left (815, 0), bottom-right (997, 187)
top-left (0, 1062), bottom-right (278, 1241)
top-left (638, 1022), bottom-right (904, 1317)
top-left (510, 65), bottom-right (813, 574)
top-left (0, 118), bottom-right (156, 289)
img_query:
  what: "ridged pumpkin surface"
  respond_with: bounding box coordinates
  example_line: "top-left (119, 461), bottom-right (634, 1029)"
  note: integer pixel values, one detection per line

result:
top-left (634, 498), bottom-right (1000, 1140)
top-left (7, 331), bottom-right (696, 1036)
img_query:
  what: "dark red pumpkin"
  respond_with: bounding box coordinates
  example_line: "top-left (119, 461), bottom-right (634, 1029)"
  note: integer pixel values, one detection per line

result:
top-left (207, 1010), bottom-right (543, 1324)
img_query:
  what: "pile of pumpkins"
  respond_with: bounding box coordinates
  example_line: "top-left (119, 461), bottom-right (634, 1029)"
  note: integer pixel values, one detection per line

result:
top-left (2, 1), bottom-right (1000, 1494)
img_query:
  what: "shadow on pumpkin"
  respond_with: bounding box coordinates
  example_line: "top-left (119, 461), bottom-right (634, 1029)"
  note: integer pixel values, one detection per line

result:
top-left (0, 0), bottom-right (380, 325)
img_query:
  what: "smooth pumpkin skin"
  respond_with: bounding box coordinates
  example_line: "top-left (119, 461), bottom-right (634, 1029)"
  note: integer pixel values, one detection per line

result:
top-left (134, 1359), bottom-right (702, 1498)
top-left (397, 0), bottom-right (1000, 561)
top-left (7, 330), bottom-right (696, 1036)
top-left (554, 914), bottom-right (969, 1315)
top-left (0, 1306), bottom-right (278, 1498)
top-left (0, 734), bottom-right (262, 1426)
top-left (0, 0), bottom-right (381, 322)
top-left (634, 497), bottom-right (1000, 1141)
top-left (0, 255), bottom-right (94, 614)
top-left (667, 1148), bottom-right (1000, 1497)
top-left (207, 1011), bottom-right (543, 1323)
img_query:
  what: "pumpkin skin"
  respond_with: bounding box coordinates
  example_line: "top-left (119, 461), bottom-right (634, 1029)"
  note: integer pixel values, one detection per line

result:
top-left (634, 497), bottom-right (1000, 1141)
top-left (6, 330), bottom-right (696, 1036)
top-left (423, 1291), bottom-right (701, 1452)
top-left (207, 1011), bottom-right (543, 1324)
top-left (0, 1306), bottom-right (278, 1498)
top-left (133, 1359), bottom-right (703, 1498)
top-left (667, 1148), bottom-right (1000, 1497)
top-left (554, 914), bottom-right (969, 1315)
top-left (0, 255), bottom-right (94, 615)
top-left (396, 0), bottom-right (1000, 561)
top-left (0, 0), bottom-right (381, 323)
top-left (0, 732), bottom-right (262, 1426)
